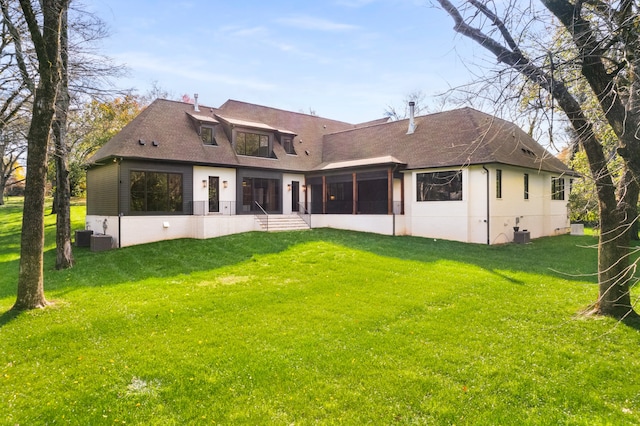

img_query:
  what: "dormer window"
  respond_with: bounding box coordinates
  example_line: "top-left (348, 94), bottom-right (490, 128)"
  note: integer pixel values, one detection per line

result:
top-left (201, 126), bottom-right (215, 145)
top-left (235, 131), bottom-right (272, 158)
top-left (282, 135), bottom-right (296, 155)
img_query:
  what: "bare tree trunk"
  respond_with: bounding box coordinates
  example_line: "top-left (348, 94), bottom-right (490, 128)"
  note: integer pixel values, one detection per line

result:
top-left (53, 6), bottom-right (73, 269)
top-left (0, 175), bottom-right (6, 205)
top-left (618, 169), bottom-right (639, 241)
top-left (436, 0), bottom-right (638, 320)
top-left (597, 208), bottom-right (634, 318)
top-left (14, 0), bottom-right (68, 310)
top-left (16, 97), bottom-right (53, 309)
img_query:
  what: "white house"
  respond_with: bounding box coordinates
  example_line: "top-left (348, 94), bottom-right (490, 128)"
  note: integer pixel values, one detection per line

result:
top-left (85, 98), bottom-right (574, 247)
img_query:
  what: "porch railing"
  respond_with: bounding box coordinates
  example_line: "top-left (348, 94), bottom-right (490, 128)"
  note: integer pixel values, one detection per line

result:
top-left (297, 202), bottom-right (311, 228)
top-left (254, 201), bottom-right (269, 231)
top-left (188, 200), bottom-right (402, 216)
top-left (309, 200), bottom-right (404, 215)
top-left (189, 201), bottom-right (236, 216)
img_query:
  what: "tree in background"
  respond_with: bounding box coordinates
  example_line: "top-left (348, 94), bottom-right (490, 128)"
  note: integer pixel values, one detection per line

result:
top-left (437, 0), bottom-right (640, 320)
top-left (384, 90), bottom-right (427, 120)
top-left (4, 163), bottom-right (25, 196)
top-left (0, 0), bottom-right (32, 205)
top-left (0, 122), bottom-right (27, 204)
top-left (52, 5), bottom-right (73, 269)
top-left (65, 95), bottom-right (142, 195)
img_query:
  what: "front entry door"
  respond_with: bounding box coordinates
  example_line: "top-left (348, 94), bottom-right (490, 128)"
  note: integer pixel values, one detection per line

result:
top-left (291, 181), bottom-right (299, 212)
top-left (208, 176), bottom-right (219, 212)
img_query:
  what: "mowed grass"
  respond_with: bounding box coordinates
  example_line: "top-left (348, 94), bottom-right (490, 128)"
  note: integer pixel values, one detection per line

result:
top-left (1, 198), bottom-right (640, 425)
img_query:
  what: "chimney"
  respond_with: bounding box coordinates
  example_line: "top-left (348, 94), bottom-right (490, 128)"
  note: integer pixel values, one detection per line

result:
top-left (194, 93), bottom-right (200, 112)
top-left (407, 101), bottom-right (416, 134)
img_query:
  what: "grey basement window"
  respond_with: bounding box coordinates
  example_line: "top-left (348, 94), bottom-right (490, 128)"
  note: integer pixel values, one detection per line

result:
top-left (417, 170), bottom-right (462, 201)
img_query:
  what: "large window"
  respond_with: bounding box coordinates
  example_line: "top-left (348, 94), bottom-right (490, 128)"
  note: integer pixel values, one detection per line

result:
top-left (496, 169), bottom-right (502, 199)
top-left (130, 171), bottom-right (183, 212)
top-left (524, 173), bottom-right (529, 200)
top-left (242, 177), bottom-right (281, 213)
top-left (235, 131), bottom-right (271, 157)
top-left (551, 177), bottom-right (565, 200)
top-left (417, 170), bottom-right (463, 201)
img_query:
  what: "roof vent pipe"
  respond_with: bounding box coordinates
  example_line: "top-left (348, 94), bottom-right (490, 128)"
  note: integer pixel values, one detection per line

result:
top-left (407, 101), bottom-right (416, 134)
top-left (194, 93), bottom-right (200, 112)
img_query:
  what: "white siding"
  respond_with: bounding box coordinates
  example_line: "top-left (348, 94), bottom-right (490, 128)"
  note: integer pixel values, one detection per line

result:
top-left (193, 166), bottom-right (236, 206)
top-left (282, 173), bottom-right (306, 215)
top-left (404, 165), bottom-right (570, 244)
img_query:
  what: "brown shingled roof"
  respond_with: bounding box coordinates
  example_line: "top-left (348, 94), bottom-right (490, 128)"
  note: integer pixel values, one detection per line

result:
top-left (88, 99), bottom-right (239, 167)
top-left (89, 99), bottom-right (572, 176)
top-left (321, 107), bottom-right (572, 174)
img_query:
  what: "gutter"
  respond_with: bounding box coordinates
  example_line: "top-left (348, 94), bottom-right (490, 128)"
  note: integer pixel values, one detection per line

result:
top-left (482, 165), bottom-right (490, 245)
top-left (117, 158), bottom-right (122, 248)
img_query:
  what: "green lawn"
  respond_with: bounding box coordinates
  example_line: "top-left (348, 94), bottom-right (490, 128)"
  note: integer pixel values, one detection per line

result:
top-left (1, 197), bottom-right (639, 425)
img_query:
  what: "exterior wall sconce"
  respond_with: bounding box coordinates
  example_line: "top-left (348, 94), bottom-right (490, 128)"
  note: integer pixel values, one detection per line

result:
top-left (302, 184), bottom-right (306, 191)
top-left (202, 179), bottom-right (207, 188)
top-left (287, 184), bottom-right (292, 191)
top-left (223, 180), bottom-right (228, 188)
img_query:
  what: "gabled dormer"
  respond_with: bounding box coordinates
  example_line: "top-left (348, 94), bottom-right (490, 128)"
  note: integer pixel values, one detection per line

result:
top-left (276, 129), bottom-right (297, 155)
top-left (186, 112), bottom-right (220, 146)
top-left (215, 115), bottom-right (278, 159)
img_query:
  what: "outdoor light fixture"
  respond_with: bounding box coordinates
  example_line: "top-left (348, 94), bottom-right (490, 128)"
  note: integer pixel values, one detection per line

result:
top-left (202, 179), bottom-right (207, 188)
top-left (223, 180), bottom-right (228, 188)
top-left (287, 184), bottom-right (292, 191)
top-left (302, 184), bottom-right (306, 191)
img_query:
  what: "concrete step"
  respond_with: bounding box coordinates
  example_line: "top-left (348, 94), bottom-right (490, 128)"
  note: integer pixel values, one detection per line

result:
top-left (255, 214), bottom-right (310, 231)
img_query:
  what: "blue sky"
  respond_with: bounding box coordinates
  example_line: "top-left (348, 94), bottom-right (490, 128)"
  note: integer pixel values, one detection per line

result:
top-left (81, 0), bottom-right (475, 123)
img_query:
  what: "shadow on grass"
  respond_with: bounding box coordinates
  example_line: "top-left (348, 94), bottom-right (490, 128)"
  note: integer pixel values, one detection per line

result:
top-left (1, 229), bottom-right (600, 301)
top-left (315, 228), bottom-right (600, 283)
top-left (621, 314), bottom-right (640, 331)
top-left (0, 308), bottom-right (20, 328)
top-left (2, 227), bottom-right (637, 330)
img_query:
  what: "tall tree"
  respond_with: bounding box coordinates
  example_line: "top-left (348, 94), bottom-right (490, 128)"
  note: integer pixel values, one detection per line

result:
top-left (52, 5), bottom-right (72, 269)
top-left (0, 0), bottom-right (32, 205)
top-left (14, 0), bottom-right (69, 310)
top-left (436, 0), bottom-right (640, 320)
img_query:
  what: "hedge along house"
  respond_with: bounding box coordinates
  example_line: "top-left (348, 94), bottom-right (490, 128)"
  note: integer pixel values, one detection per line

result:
top-left (86, 97), bottom-right (575, 247)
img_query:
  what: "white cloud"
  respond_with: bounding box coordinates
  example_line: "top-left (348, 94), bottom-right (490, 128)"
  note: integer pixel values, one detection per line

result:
top-left (114, 52), bottom-right (276, 91)
top-left (220, 25), bottom-right (270, 38)
top-left (333, 0), bottom-right (377, 7)
top-left (276, 15), bottom-right (359, 32)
